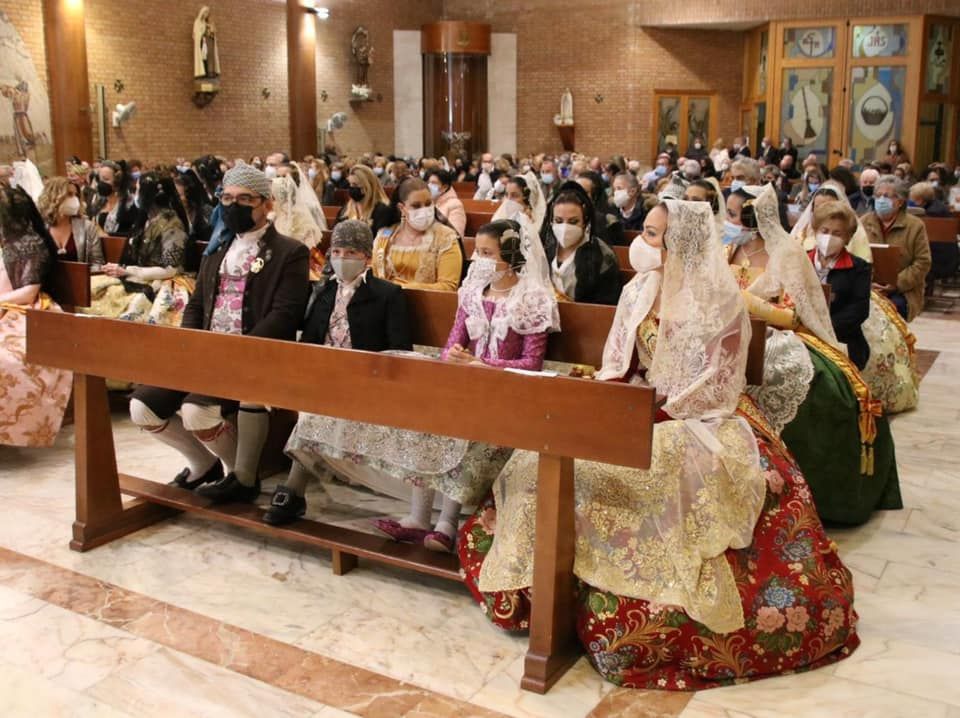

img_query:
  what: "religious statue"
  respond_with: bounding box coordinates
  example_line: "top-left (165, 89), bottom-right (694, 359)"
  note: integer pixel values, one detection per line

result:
top-left (351, 26), bottom-right (373, 99)
top-left (0, 80), bottom-right (36, 158)
top-left (193, 7), bottom-right (221, 79)
top-left (554, 88), bottom-right (574, 126)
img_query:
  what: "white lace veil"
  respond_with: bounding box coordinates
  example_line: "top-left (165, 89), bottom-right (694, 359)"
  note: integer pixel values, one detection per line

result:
top-left (491, 171), bottom-right (546, 236)
top-left (271, 169), bottom-right (326, 249)
top-left (790, 179), bottom-right (872, 262)
top-left (744, 184), bottom-right (841, 349)
top-left (703, 176), bottom-right (727, 236)
top-left (457, 219), bottom-right (560, 360)
top-left (647, 200), bottom-right (750, 420)
top-left (595, 266), bottom-right (663, 382)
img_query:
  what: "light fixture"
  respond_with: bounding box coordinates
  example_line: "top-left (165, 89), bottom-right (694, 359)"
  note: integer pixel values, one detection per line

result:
top-left (302, 0), bottom-right (329, 18)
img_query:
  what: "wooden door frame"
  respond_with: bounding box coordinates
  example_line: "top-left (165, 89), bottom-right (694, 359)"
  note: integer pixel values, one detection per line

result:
top-left (650, 90), bottom-right (719, 162)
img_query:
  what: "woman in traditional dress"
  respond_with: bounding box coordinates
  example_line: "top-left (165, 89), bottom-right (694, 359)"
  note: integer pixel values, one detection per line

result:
top-left (729, 184), bottom-right (900, 525)
top-left (492, 171), bottom-right (547, 238)
top-left (372, 178), bottom-right (463, 291)
top-left (85, 173), bottom-right (193, 327)
top-left (458, 200), bottom-right (859, 689)
top-left (0, 185), bottom-right (73, 447)
top-left (272, 169), bottom-right (327, 280)
top-left (791, 181), bottom-right (919, 414)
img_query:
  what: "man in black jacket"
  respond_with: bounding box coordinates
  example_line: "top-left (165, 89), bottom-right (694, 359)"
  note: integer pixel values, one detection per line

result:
top-left (263, 220), bottom-right (413, 525)
top-left (129, 164), bottom-right (310, 504)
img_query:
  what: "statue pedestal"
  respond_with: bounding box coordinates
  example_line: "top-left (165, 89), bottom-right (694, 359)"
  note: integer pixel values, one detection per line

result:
top-left (555, 124), bottom-right (575, 152)
top-left (192, 77), bottom-right (220, 108)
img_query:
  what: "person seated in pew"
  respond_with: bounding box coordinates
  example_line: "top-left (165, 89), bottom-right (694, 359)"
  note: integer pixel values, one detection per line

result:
top-left (576, 171), bottom-right (626, 247)
top-left (37, 176), bottom-right (104, 269)
top-left (338, 164), bottom-right (394, 236)
top-left (0, 185), bottom-right (73, 447)
top-left (372, 178), bottom-right (463, 291)
top-left (263, 220), bottom-right (414, 525)
top-left (272, 170), bottom-right (327, 281)
top-left (129, 164), bottom-right (310, 503)
top-left (491, 173), bottom-right (547, 236)
top-left (541, 182), bottom-right (622, 305)
top-left (861, 176), bottom-right (932, 321)
top-left (908, 181), bottom-right (953, 218)
top-left (681, 178), bottom-right (719, 213)
top-left (425, 168), bottom-right (467, 237)
top-left (807, 201), bottom-right (872, 370)
top-left (89, 160), bottom-right (137, 236)
top-left (459, 200), bottom-right (859, 689)
top-left (611, 172), bottom-right (646, 232)
top-left (85, 173), bottom-right (194, 327)
top-left (729, 184), bottom-right (900, 525)
top-left (174, 169), bottom-right (213, 246)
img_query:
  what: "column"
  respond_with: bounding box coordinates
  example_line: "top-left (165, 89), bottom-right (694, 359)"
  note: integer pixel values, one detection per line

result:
top-left (43, 0), bottom-right (93, 167)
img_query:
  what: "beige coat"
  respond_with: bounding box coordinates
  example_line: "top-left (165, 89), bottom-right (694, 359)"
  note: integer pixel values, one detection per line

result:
top-left (861, 209), bottom-right (932, 321)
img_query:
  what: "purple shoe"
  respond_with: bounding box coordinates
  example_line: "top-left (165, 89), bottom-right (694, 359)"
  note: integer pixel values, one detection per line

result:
top-left (424, 531), bottom-right (454, 553)
top-left (372, 518), bottom-right (430, 544)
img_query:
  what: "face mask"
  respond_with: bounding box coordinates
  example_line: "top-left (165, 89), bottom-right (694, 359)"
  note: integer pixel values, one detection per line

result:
top-left (97, 181), bottom-right (114, 197)
top-left (264, 166), bottom-right (278, 180)
top-left (907, 199), bottom-right (919, 208)
top-left (808, 182), bottom-right (821, 193)
top-left (874, 196), bottom-right (895, 218)
top-left (694, 142), bottom-right (702, 150)
top-left (521, 165), bottom-right (531, 174)
top-left (553, 222), bottom-right (584, 248)
top-left (468, 255), bottom-right (507, 284)
top-left (348, 186), bottom-right (365, 202)
top-left (613, 189), bottom-right (631, 208)
top-left (729, 179), bottom-right (745, 193)
top-left (482, 163), bottom-right (494, 173)
top-left (601, 173), bottom-right (610, 184)
top-left (222, 202), bottom-right (258, 234)
top-left (498, 199), bottom-right (523, 219)
top-left (252, 161), bottom-right (263, 170)
top-left (331, 257), bottom-right (367, 283)
top-left (406, 206), bottom-right (434, 232)
top-left (931, 180), bottom-right (940, 188)
top-left (130, 171), bottom-right (142, 181)
top-left (628, 236), bottom-right (662, 273)
top-left (862, 185), bottom-right (874, 198)
top-left (494, 182), bottom-right (506, 194)
top-left (428, 184), bottom-right (441, 199)
top-left (816, 232), bottom-right (843, 259)
top-left (331, 171), bottom-right (342, 182)
top-left (419, 170), bottom-right (426, 179)
top-left (541, 172), bottom-right (555, 185)
top-left (307, 168), bottom-right (318, 181)
top-left (60, 196), bottom-right (81, 217)
top-left (373, 167), bottom-right (384, 176)
top-left (889, 145), bottom-right (898, 154)
top-left (654, 165), bottom-right (667, 177)
top-left (722, 220), bottom-right (755, 246)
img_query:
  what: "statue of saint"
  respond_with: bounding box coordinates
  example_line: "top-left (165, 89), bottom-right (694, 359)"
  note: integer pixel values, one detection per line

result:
top-left (555, 88), bottom-right (574, 126)
top-left (193, 7), bottom-right (221, 79)
top-left (351, 26), bottom-right (373, 88)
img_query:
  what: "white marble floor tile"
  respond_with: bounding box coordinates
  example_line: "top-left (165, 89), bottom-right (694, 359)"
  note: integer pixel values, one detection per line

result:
top-left (0, 661), bottom-right (135, 718)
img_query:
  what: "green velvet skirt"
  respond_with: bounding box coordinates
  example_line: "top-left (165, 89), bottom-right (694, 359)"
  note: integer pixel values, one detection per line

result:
top-left (781, 344), bottom-right (902, 526)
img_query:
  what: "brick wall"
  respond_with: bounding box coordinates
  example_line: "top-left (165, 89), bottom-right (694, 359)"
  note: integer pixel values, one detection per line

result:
top-left (441, 0), bottom-right (745, 162)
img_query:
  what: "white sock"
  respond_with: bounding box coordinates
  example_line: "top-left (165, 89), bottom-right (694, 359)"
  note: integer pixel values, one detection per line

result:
top-left (195, 421), bottom-right (238, 475)
top-left (283, 461), bottom-right (313, 497)
top-left (131, 402), bottom-right (216, 479)
top-left (400, 485), bottom-right (434, 529)
top-left (234, 405), bottom-right (269, 487)
top-left (434, 495), bottom-right (462, 539)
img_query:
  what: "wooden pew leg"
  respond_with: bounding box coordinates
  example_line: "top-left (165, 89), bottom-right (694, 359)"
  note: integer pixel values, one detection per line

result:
top-left (521, 454), bottom-right (580, 694)
top-left (331, 549), bottom-right (358, 575)
top-left (70, 374), bottom-right (176, 551)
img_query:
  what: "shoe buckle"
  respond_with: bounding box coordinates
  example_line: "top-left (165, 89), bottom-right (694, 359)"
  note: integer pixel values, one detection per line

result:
top-left (273, 491), bottom-right (289, 507)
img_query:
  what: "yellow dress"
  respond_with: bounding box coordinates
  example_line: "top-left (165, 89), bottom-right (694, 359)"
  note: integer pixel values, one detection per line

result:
top-left (372, 222), bottom-right (462, 291)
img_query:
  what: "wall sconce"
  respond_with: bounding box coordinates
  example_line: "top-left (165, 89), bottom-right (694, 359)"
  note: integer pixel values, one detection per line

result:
top-left (261, 88), bottom-right (271, 100)
top-left (302, 0), bottom-right (329, 18)
top-left (594, 94), bottom-right (604, 104)
top-left (114, 79), bottom-right (124, 94)
top-left (320, 89), bottom-right (329, 102)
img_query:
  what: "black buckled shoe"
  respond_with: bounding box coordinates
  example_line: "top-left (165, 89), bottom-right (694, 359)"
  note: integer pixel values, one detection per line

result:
top-left (195, 473), bottom-right (261, 505)
top-left (170, 461), bottom-right (223, 491)
top-left (262, 486), bottom-right (307, 526)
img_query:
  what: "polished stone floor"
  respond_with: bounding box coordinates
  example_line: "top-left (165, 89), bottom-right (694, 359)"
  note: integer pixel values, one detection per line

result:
top-left (0, 313), bottom-right (957, 717)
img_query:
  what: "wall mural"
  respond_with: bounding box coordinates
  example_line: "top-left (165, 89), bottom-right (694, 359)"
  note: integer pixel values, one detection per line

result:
top-left (780, 67), bottom-right (832, 156)
top-left (0, 10), bottom-right (53, 175)
top-left (848, 66), bottom-right (906, 164)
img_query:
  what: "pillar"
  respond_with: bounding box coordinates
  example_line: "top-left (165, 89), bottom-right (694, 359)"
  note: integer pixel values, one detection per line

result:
top-left (287, 0), bottom-right (318, 159)
top-left (43, 0), bottom-right (93, 167)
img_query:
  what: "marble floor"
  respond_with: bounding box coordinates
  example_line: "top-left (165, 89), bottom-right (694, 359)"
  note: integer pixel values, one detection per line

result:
top-left (0, 313), bottom-right (958, 717)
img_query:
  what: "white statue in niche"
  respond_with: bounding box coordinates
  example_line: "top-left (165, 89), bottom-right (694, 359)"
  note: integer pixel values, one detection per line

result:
top-left (554, 88), bottom-right (574, 126)
top-left (193, 7), bottom-right (221, 79)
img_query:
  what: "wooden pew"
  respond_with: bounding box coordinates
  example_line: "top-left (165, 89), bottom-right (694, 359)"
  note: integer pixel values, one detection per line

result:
top-left (461, 198), bottom-right (500, 214)
top-left (921, 215), bottom-right (960, 244)
top-left (869, 243), bottom-right (901, 288)
top-left (466, 211), bottom-right (495, 236)
top-left (48, 260), bottom-right (91, 311)
top-left (321, 205), bottom-right (340, 226)
top-left (453, 181), bottom-right (477, 198)
top-left (332, 188), bottom-right (350, 206)
top-left (102, 235), bottom-right (127, 264)
top-left (26, 303), bottom-right (664, 695)
top-left (463, 236), bottom-right (475, 257)
top-left (623, 230), bottom-right (640, 242)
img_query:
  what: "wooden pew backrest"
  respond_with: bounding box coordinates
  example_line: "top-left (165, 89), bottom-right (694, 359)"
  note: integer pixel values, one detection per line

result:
top-left (322, 206), bottom-right (340, 226)
top-left (332, 189), bottom-right (350, 206)
top-left (453, 181), bottom-right (477, 198)
top-left (922, 216), bottom-right (960, 244)
top-left (460, 198), bottom-right (499, 213)
top-left (466, 211), bottom-right (495, 237)
top-left (102, 235), bottom-right (127, 264)
top-left (48, 260), bottom-right (91, 309)
top-left (870, 243), bottom-right (901, 287)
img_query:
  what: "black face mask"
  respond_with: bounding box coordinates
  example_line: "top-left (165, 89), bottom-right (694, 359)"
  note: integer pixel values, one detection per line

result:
top-left (222, 203), bottom-right (257, 234)
top-left (862, 186), bottom-right (874, 198)
top-left (97, 181), bottom-right (114, 197)
top-left (348, 186), bottom-right (365, 202)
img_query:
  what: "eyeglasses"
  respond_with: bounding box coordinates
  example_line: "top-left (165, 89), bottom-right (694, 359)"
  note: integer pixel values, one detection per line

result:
top-left (220, 193), bottom-right (263, 207)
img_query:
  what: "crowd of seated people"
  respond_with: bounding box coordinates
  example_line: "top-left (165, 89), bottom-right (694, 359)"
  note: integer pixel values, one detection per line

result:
top-left (1, 134), bottom-right (958, 691)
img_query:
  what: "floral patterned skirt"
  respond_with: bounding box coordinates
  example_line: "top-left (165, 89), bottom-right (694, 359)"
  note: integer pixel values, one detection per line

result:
top-left (0, 298), bottom-right (73, 447)
top-left (457, 404), bottom-right (860, 689)
top-left (83, 274), bottom-right (194, 327)
top-left (861, 292), bottom-right (919, 415)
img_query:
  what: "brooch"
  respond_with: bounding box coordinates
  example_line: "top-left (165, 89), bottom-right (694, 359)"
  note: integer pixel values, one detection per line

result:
top-left (250, 257), bottom-right (265, 274)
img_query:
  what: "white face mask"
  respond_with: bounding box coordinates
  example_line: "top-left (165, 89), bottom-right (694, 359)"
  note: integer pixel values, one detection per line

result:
top-left (406, 205), bottom-right (434, 232)
top-left (330, 256), bottom-right (367, 283)
top-left (468, 255), bottom-right (507, 284)
top-left (628, 235), bottom-right (663, 273)
top-left (723, 220), bottom-right (756, 247)
top-left (613, 189), bottom-right (631, 208)
top-left (331, 170), bottom-right (342, 181)
top-left (373, 167), bottom-right (384, 176)
top-left (307, 168), bottom-right (318, 181)
top-left (553, 222), bottom-right (584, 249)
top-left (498, 199), bottom-right (523, 219)
top-left (264, 165), bottom-right (278, 180)
top-left (60, 196), bottom-right (81, 217)
top-left (815, 232), bottom-right (843, 259)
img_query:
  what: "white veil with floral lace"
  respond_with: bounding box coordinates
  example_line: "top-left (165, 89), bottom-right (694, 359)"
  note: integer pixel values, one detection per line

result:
top-left (790, 179), bottom-right (872, 262)
top-left (272, 164), bottom-right (327, 249)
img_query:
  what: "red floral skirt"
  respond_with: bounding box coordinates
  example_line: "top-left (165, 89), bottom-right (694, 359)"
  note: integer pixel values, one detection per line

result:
top-left (457, 403), bottom-right (860, 689)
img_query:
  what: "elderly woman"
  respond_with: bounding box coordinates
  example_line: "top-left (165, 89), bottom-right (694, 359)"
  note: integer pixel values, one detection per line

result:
top-left (861, 176), bottom-right (932, 321)
top-left (611, 172), bottom-right (646, 230)
top-left (425, 169), bottom-right (466, 237)
top-left (909, 181), bottom-right (952, 218)
top-left (37, 176), bottom-right (104, 268)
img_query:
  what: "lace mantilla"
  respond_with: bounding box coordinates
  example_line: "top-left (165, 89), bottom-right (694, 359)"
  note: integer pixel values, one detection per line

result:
top-left (746, 328), bottom-right (815, 434)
